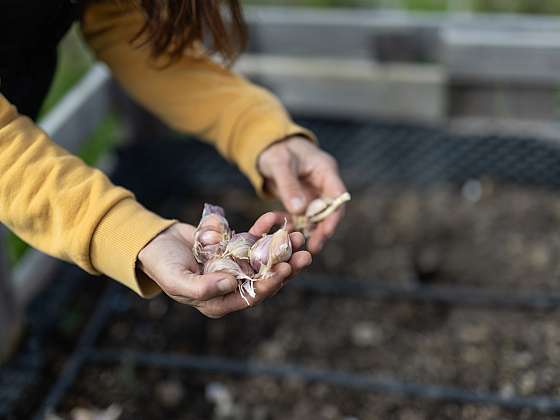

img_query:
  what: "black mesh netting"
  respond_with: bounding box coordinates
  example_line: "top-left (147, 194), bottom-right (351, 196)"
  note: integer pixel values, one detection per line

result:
top-left (111, 117), bottom-right (560, 200)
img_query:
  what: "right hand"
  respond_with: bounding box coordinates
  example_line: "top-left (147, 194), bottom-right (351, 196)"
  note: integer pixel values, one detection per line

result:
top-left (137, 213), bottom-right (311, 318)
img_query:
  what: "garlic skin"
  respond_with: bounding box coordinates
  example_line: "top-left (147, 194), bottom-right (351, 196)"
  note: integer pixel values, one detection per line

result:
top-left (204, 257), bottom-right (256, 306)
top-left (196, 242), bottom-right (226, 264)
top-left (194, 204), bottom-right (231, 264)
top-left (202, 203), bottom-right (226, 220)
top-left (225, 232), bottom-right (257, 260)
top-left (249, 220), bottom-right (292, 278)
top-left (203, 257), bottom-right (251, 280)
top-left (237, 259), bottom-right (256, 278)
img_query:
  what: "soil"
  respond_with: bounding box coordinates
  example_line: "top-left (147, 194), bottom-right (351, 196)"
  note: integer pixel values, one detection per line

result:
top-left (58, 181), bottom-right (560, 420)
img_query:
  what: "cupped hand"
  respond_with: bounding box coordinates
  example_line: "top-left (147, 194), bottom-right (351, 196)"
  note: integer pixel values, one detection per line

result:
top-left (137, 213), bottom-right (311, 318)
top-left (258, 136), bottom-right (348, 253)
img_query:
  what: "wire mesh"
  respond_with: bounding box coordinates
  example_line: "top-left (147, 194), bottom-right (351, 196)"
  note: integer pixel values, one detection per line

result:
top-left (112, 117), bottom-right (560, 198)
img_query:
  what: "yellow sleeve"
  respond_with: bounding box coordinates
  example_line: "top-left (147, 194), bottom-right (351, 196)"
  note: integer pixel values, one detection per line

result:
top-left (0, 94), bottom-right (175, 297)
top-left (80, 0), bottom-right (316, 194)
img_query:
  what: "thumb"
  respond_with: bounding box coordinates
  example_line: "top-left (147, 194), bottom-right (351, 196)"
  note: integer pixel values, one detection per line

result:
top-left (271, 164), bottom-right (307, 214)
top-left (167, 271), bottom-right (238, 301)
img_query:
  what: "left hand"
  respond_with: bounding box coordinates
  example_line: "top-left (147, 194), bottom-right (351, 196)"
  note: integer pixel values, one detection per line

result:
top-left (138, 213), bottom-right (311, 318)
top-left (257, 136), bottom-right (348, 254)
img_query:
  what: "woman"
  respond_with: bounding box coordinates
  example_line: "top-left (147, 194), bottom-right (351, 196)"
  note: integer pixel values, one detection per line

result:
top-left (0, 0), bottom-right (347, 319)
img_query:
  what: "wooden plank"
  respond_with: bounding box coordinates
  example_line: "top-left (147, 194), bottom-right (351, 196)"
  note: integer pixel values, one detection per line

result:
top-left (245, 7), bottom-right (441, 61)
top-left (39, 64), bottom-right (112, 153)
top-left (449, 83), bottom-right (560, 120)
top-left (246, 7), bottom-right (560, 85)
top-left (245, 7), bottom-right (560, 61)
top-left (235, 55), bottom-right (446, 122)
top-left (443, 28), bottom-right (560, 83)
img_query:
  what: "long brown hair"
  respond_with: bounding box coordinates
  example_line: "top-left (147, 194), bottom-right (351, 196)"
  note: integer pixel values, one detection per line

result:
top-left (133, 0), bottom-right (247, 64)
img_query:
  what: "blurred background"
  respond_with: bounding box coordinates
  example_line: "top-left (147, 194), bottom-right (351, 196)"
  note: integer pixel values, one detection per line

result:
top-left (3, 1), bottom-right (560, 419)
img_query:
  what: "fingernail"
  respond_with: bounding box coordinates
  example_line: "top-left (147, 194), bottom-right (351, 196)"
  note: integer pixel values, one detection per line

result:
top-left (291, 197), bottom-right (304, 212)
top-left (217, 278), bottom-right (236, 293)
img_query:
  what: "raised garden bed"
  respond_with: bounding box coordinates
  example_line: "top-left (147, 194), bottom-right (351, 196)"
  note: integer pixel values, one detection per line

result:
top-left (6, 117), bottom-right (560, 419)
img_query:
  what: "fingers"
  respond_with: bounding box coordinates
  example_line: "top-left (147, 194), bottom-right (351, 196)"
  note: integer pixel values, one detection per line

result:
top-left (199, 292), bottom-right (248, 319)
top-left (288, 250), bottom-right (312, 278)
top-left (172, 223), bottom-right (197, 244)
top-left (288, 231), bottom-right (312, 275)
top-left (306, 167), bottom-right (348, 253)
top-left (270, 211), bottom-right (296, 232)
top-left (200, 262), bottom-right (293, 318)
top-left (307, 206), bottom-right (346, 254)
top-left (269, 161), bottom-right (307, 214)
top-left (249, 212), bottom-right (287, 236)
top-left (289, 231), bottom-right (305, 250)
top-left (164, 271), bottom-right (238, 302)
top-left (254, 262), bottom-right (292, 299)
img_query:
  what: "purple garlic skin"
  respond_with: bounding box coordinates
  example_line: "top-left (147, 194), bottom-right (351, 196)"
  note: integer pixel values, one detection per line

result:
top-left (226, 232), bottom-right (257, 260)
top-left (249, 235), bottom-right (273, 273)
top-left (249, 223), bottom-right (292, 275)
top-left (201, 203), bottom-right (226, 219)
top-left (237, 259), bottom-right (256, 278)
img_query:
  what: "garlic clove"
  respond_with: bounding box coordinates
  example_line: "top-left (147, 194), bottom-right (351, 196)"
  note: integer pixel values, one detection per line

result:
top-left (294, 192), bottom-right (352, 238)
top-left (249, 219), bottom-right (292, 278)
top-left (308, 192), bottom-right (351, 223)
top-left (249, 234), bottom-right (273, 273)
top-left (225, 232), bottom-right (257, 260)
top-left (199, 204), bottom-right (230, 237)
top-left (197, 229), bottom-right (223, 246)
top-left (194, 203), bottom-right (231, 263)
top-left (305, 198), bottom-right (330, 218)
top-left (201, 203), bottom-right (226, 219)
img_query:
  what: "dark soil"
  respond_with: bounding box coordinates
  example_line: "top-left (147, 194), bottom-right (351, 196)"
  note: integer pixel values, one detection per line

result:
top-left (58, 182), bottom-right (560, 420)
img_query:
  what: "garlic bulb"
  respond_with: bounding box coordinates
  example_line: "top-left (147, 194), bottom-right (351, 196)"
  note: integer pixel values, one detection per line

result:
top-left (224, 232), bottom-right (257, 260)
top-left (194, 204), bottom-right (231, 264)
top-left (249, 219), bottom-right (292, 278)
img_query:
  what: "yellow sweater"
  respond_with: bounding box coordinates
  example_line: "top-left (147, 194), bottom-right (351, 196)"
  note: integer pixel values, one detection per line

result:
top-left (0, 1), bottom-right (313, 297)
